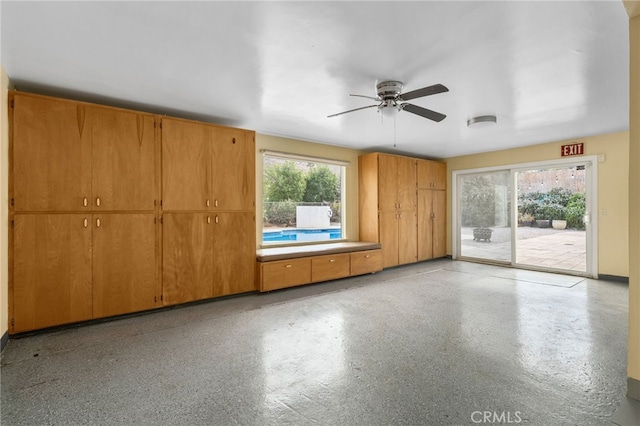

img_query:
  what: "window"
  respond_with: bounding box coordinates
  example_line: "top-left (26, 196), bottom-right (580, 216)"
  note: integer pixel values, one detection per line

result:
top-left (262, 151), bottom-right (346, 245)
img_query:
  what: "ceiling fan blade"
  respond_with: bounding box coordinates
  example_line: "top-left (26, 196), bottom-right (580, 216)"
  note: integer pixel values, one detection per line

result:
top-left (327, 104), bottom-right (380, 118)
top-left (399, 84), bottom-right (449, 101)
top-left (350, 94), bottom-right (380, 101)
top-left (401, 103), bottom-right (446, 122)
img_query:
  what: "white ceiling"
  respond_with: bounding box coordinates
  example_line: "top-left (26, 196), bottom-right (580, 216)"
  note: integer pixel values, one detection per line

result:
top-left (0, 1), bottom-right (631, 159)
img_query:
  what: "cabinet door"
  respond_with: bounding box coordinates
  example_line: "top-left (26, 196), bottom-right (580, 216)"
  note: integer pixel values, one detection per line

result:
top-left (431, 162), bottom-right (447, 190)
top-left (89, 107), bottom-right (156, 211)
top-left (418, 160), bottom-right (446, 190)
top-left (12, 94), bottom-right (91, 211)
top-left (417, 189), bottom-right (434, 261)
top-left (12, 214), bottom-right (92, 332)
top-left (92, 214), bottom-right (157, 317)
top-left (398, 211), bottom-right (418, 265)
top-left (377, 154), bottom-right (399, 211)
top-left (162, 213), bottom-right (214, 305)
top-left (162, 118), bottom-right (211, 211)
top-left (432, 190), bottom-right (447, 258)
top-left (397, 156), bottom-right (416, 211)
top-left (212, 212), bottom-right (255, 296)
top-left (211, 128), bottom-right (255, 211)
top-left (379, 211), bottom-right (399, 268)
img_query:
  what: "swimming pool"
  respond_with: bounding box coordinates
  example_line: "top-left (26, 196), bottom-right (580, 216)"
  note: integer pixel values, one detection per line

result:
top-left (263, 228), bottom-right (342, 242)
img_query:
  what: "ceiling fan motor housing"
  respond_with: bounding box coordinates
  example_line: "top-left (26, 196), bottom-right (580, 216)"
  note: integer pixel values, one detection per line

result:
top-left (376, 80), bottom-right (403, 100)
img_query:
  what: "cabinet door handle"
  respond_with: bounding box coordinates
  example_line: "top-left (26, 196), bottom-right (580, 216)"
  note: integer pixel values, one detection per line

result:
top-left (96, 218), bottom-right (101, 228)
top-left (207, 216), bottom-right (211, 224)
top-left (206, 199), bottom-right (210, 207)
top-left (285, 264), bottom-right (292, 268)
top-left (329, 259), bottom-right (335, 263)
top-left (83, 197), bottom-right (88, 207)
top-left (83, 218), bottom-right (88, 228)
top-left (214, 199), bottom-right (219, 207)
top-left (215, 215), bottom-right (219, 224)
top-left (365, 255), bottom-right (370, 258)
top-left (96, 197), bottom-right (101, 207)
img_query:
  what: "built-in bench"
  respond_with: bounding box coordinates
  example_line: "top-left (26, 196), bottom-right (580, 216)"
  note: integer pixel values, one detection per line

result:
top-left (256, 242), bottom-right (383, 291)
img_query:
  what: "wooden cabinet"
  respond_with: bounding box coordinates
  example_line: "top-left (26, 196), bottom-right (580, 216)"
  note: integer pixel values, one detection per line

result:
top-left (161, 117), bottom-right (256, 304)
top-left (311, 253), bottom-right (350, 282)
top-left (350, 250), bottom-right (383, 276)
top-left (416, 159), bottom-right (446, 261)
top-left (92, 214), bottom-right (158, 318)
top-left (360, 153), bottom-right (446, 268)
top-left (257, 245), bottom-right (383, 292)
top-left (162, 213), bottom-right (215, 305)
top-left (162, 117), bottom-right (255, 211)
top-left (88, 107), bottom-right (157, 211)
top-left (12, 214), bottom-right (92, 332)
top-left (417, 159), bottom-right (446, 190)
top-left (11, 213), bottom-right (158, 332)
top-left (12, 95), bottom-right (90, 212)
top-left (11, 94), bottom-right (157, 212)
top-left (211, 212), bottom-right (256, 296)
top-left (417, 189), bottom-right (446, 260)
top-left (359, 153), bottom-right (418, 268)
top-left (261, 259), bottom-right (312, 292)
top-left (10, 92), bottom-right (160, 333)
top-left (377, 154), bottom-right (416, 211)
top-left (9, 92), bottom-right (256, 332)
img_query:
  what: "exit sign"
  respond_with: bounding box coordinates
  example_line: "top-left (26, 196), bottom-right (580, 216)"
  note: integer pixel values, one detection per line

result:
top-left (561, 142), bottom-right (584, 157)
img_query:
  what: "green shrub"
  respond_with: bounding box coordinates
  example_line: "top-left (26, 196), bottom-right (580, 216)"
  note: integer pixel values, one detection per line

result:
top-left (565, 192), bottom-right (586, 230)
top-left (264, 200), bottom-right (297, 226)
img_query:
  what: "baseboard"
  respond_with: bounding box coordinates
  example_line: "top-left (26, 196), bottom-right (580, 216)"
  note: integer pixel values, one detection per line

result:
top-left (629, 377), bottom-right (640, 401)
top-left (1, 330), bottom-right (9, 352)
top-left (599, 274), bottom-right (629, 283)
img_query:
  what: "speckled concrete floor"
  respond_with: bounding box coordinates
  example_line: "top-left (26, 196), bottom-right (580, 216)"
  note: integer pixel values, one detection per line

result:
top-left (0, 260), bottom-right (630, 425)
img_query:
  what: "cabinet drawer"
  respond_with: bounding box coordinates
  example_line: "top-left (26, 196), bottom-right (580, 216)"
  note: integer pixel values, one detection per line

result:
top-left (311, 253), bottom-right (350, 283)
top-left (350, 249), bottom-right (383, 276)
top-left (260, 258), bottom-right (311, 291)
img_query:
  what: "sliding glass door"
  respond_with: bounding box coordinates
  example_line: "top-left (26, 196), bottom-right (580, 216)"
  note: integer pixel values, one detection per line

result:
top-left (458, 171), bottom-right (512, 263)
top-left (514, 164), bottom-right (588, 273)
top-left (455, 158), bottom-right (595, 277)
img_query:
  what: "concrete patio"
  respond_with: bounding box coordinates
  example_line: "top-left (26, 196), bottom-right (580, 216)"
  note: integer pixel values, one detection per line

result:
top-left (460, 226), bottom-right (587, 273)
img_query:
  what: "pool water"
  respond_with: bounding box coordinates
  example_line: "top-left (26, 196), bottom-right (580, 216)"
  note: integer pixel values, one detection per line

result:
top-left (263, 228), bottom-right (342, 242)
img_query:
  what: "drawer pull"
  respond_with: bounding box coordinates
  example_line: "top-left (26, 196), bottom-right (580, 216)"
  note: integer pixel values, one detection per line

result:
top-left (329, 259), bottom-right (335, 262)
top-left (285, 264), bottom-right (292, 268)
top-left (365, 255), bottom-right (370, 258)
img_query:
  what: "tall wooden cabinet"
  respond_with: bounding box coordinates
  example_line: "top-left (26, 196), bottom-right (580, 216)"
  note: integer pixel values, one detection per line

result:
top-left (359, 153), bottom-right (417, 268)
top-left (417, 160), bottom-right (447, 260)
top-left (9, 92), bottom-right (256, 333)
top-left (10, 93), bottom-right (160, 333)
top-left (359, 152), bottom-right (446, 269)
top-left (161, 117), bottom-right (256, 306)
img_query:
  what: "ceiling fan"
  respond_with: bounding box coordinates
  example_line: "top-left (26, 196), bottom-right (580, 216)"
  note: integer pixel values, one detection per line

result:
top-left (327, 80), bottom-right (449, 122)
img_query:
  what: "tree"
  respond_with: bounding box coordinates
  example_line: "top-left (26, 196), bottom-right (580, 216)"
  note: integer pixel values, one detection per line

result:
top-left (303, 165), bottom-right (340, 203)
top-left (263, 161), bottom-right (305, 201)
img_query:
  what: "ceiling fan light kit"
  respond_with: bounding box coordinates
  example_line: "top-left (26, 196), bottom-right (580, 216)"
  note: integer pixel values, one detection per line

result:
top-left (467, 115), bottom-right (497, 128)
top-left (328, 80), bottom-right (448, 122)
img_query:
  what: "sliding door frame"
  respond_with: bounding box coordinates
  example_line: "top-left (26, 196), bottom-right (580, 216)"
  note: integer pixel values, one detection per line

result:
top-left (451, 156), bottom-right (598, 278)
